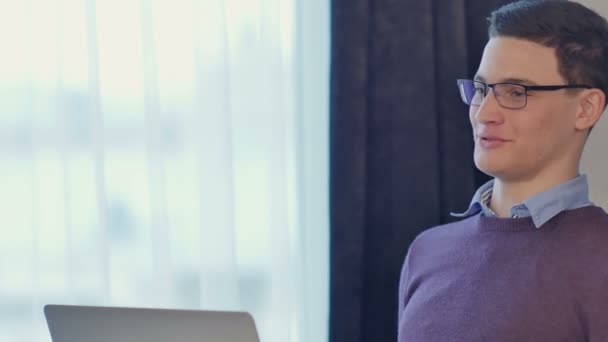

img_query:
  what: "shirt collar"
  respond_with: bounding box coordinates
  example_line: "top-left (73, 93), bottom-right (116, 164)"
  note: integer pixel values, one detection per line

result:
top-left (450, 179), bottom-right (494, 218)
top-left (518, 174), bottom-right (592, 227)
top-left (450, 174), bottom-right (592, 228)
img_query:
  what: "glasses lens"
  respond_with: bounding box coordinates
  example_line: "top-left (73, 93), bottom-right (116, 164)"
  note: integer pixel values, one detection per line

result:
top-left (458, 80), bottom-right (485, 106)
top-left (494, 83), bottom-right (526, 109)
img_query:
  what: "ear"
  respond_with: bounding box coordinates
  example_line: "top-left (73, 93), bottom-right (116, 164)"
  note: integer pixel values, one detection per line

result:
top-left (574, 89), bottom-right (605, 131)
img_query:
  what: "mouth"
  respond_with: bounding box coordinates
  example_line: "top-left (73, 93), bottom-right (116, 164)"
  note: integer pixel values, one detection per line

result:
top-left (477, 135), bottom-right (510, 149)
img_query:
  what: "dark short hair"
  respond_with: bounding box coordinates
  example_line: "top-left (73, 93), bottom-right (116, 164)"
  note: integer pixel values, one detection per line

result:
top-left (488, 0), bottom-right (608, 104)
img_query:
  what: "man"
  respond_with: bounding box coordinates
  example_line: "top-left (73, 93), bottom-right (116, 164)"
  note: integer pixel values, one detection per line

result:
top-left (398, 1), bottom-right (608, 341)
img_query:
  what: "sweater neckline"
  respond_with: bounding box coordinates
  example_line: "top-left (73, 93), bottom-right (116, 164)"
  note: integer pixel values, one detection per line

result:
top-left (475, 205), bottom-right (606, 232)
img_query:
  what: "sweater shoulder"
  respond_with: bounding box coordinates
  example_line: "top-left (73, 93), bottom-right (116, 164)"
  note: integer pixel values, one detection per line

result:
top-left (554, 206), bottom-right (608, 257)
top-left (552, 206), bottom-right (608, 242)
top-left (413, 214), bottom-right (480, 245)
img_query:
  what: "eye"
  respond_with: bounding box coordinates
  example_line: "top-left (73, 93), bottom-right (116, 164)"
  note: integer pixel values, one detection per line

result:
top-left (510, 89), bottom-right (526, 98)
top-left (474, 85), bottom-right (485, 95)
top-left (498, 84), bottom-right (526, 98)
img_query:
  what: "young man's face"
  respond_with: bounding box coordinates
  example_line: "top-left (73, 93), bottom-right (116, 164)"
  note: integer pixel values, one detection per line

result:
top-left (471, 37), bottom-right (583, 182)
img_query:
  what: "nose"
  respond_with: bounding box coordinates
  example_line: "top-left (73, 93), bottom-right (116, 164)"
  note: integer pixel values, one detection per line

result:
top-left (471, 87), bottom-right (505, 125)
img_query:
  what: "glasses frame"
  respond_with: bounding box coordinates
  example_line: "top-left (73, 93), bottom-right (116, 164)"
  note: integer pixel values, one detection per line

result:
top-left (456, 79), bottom-right (593, 109)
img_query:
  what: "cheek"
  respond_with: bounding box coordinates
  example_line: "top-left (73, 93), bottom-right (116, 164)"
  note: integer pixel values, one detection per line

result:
top-left (521, 113), bottom-right (559, 160)
top-left (533, 116), bottom-right (553, 138)
top-left (469, 109), bottom-right (477, 133)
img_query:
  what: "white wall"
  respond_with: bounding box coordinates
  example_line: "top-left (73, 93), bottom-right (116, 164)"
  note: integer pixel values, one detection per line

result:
top-left (577, 0), bottom-right (608, 207)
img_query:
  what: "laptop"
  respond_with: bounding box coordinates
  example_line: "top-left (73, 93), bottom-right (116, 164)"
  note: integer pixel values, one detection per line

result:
top-left (44, 304), bottom-right (260, 342)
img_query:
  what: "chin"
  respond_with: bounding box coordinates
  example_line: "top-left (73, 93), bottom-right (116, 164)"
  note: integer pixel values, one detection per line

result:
top-left (474, 152), bottom-right (504, 178)
top-left (475, 163), bottom-right (498, 178)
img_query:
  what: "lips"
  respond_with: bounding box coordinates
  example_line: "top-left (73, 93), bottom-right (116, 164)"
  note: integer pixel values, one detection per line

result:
top-left (477, 134), bottom-right (510, 149)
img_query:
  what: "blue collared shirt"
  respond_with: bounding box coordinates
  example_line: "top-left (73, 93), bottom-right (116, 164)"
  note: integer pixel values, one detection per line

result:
top-left (451, 174), bottom-right (593, 228)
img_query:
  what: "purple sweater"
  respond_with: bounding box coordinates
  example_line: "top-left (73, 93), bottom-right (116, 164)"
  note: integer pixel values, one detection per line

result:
top-left (398, 206), bottom-right (608, 342)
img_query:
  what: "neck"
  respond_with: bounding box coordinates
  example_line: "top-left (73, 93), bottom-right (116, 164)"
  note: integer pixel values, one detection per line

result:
top-left (490, 169), bottom-right (579, 218)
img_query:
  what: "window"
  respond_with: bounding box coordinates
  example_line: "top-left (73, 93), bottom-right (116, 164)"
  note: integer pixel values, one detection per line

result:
top-left (0, 0), bottom-right (329, 341)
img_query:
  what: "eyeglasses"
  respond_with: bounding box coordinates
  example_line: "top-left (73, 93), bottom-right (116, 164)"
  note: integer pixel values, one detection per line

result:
top-left (456, 79), bottom-right (592, 109)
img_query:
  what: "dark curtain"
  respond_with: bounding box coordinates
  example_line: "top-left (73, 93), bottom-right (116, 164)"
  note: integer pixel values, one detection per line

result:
top-left (329, 1), bottom-right (512, 342)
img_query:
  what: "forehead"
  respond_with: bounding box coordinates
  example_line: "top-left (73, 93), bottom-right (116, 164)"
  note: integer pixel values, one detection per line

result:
top-left (476, 37), bottom-right (564, 84)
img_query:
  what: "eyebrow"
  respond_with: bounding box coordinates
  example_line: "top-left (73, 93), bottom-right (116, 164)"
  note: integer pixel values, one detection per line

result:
top-left (473, 74), bottom-right (538, 85)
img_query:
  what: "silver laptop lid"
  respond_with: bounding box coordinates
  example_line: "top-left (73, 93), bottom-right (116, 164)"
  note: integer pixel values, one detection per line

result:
top-left (44, 304), bottom-right (260, 342)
